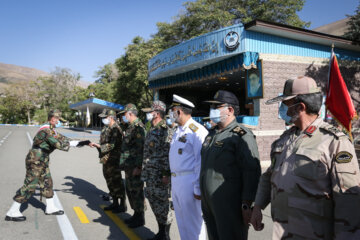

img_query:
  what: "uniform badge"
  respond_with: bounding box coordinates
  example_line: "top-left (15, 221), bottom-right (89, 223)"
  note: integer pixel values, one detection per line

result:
top-left (232, 126), bottom-right (246, 136)
top-left (214, 141), bottom-right (223, 147)
top-left (179, 135), bottom-right (187, 143)
top-left (203, 136), bottom-right (212, 147)
top-left (189, 123), bottom-right (198, 132)
top-left (335, 151), bottom-right (353, 163)
top-left (305, 126), bottom-right (317, 135)
top-left (137, 133), bottom-right (142, 138)
top-left (178, 148), bottom-right (183, 155)
top-left (149, 141), bottom-right (155, 147)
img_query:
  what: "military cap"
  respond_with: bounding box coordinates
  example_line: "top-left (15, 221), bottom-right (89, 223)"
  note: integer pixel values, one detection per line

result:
top-left (169, 94), bottom-right (195, 109)
top-left (266, 76), bottom-right (321, 105)
top-left (98, 109), bottom-right (116, 118)
top-left (119, 103), bottom-right (137, 114)
top-left (204, 90), bottom-right (239, 106)
top-left (142, 100), bottom-right (166, 113)
top-left (48, 109), bottom-right (67, 122)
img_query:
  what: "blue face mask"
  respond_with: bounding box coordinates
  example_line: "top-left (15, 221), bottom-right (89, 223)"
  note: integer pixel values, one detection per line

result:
top-left (122, 115), bottom-right (129, 123)
top-left (55, 121), bottom-right (62, 128)
top-left (209, 108), bottom-right (221, 123)
top-left (166, 118), bottom-right (172, 126)
top-left (279, 102), bottom-right (300, 124)
top-left (204, 121), bottom-right (212, 130)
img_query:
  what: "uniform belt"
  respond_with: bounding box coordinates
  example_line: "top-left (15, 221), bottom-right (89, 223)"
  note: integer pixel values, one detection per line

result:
top-left (171, 171), bottom-right (194, 177)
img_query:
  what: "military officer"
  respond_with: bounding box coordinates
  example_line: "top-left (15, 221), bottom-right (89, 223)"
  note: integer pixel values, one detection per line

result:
top-left (5, 110), bottom-right (80, 221)
top-left (141, 101), bottom-right (173, 240)
top-left (168, 94), bottom-right (208, 240)
top-left (119, 103), bottom-right (146, 228)
top-left (250, 76), bottom-right (360, 239)
top-left (90, 109), bottom-right (127, 213)
top-left (200, 90), bottom-right (261, 240)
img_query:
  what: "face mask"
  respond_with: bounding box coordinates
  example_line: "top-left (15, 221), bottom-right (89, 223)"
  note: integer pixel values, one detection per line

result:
top-left (209, 108), bottom-right (221, 123)
top-left (102, 118), bottom-right (110, 125)
top-left (166, 118), bottom-right (172, 126)
top-left (204, 121), bottom-right (212, 130)
top-left (169, 110), bottom-right (178, 123)
top-left (122, 115), bottom-right (129, 123)
top-left (55, 121), bottom-right (62, 128)
top-left (279, 102), bottom-right (300, 124)
top-left (146, 113), bottom-right (154, 122)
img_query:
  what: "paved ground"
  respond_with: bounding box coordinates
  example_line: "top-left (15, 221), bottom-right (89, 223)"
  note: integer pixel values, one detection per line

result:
top-left (0, 126), bottom-right (273, 240)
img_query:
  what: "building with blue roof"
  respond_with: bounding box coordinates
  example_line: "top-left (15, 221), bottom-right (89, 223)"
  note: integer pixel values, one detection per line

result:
top-left (148, 19), bottom-right (360, 164)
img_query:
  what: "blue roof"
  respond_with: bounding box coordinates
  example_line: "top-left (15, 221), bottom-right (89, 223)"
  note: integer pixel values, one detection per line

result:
top-left (70, 98), bottom-right (124, 111)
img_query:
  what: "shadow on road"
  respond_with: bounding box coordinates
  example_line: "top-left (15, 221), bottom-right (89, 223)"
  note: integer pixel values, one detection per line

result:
top-left (61, 176), bottom-right (154, 239)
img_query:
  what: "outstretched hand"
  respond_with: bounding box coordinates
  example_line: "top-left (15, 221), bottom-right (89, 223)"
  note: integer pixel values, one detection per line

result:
top-left (89, 142), bottom-right (100, 148)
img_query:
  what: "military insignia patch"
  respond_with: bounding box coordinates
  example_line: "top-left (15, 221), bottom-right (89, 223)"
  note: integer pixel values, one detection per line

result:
top-left (178, 148), bottom-right (183, 155)
top-left (179, 135), bottom-right (187, 143)
top-left (232, 126), bottom-right (246, 136)
top-left (335, 151), bottom-right (353, 163)
top-left (189, 123), bottom-right (198, 132)
top-left (149, 141), bottom-right (155, 147)
top-left (214, 141), bottom-right (223, 147)
top-left (305, 126), bottom-right (317, 135)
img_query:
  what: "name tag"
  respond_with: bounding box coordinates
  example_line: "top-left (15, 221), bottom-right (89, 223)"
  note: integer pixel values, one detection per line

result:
top-left (214, 141), bottom-right (223, 147)
top-left (178, 135), bottom-right (187, 143)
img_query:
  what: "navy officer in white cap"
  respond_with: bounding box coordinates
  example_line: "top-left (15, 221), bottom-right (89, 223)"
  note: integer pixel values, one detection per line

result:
top-left (168, 94), bottom-right (208, 240)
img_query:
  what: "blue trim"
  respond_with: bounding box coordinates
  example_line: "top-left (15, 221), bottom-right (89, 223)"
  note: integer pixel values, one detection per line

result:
top-left (69, 98), bottom-right (124, 110)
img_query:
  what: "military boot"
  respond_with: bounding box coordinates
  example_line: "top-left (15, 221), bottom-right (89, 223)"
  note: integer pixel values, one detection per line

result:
top-left (164, 223), bottom-right (171, 240)
top-left (127, 211), bottom-right (145, 228)
top-left (147, 223), bottom-right (167, 240)
top-left (113, 197), bottom-right (127, 213)
top-left (104, 198), bottom-right (119, 211)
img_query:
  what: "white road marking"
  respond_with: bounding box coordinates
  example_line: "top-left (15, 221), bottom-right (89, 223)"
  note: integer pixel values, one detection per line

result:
top-left (0, 131), bottom-right (12, 147)
top-left (27, 131), bottom-right (78, 240)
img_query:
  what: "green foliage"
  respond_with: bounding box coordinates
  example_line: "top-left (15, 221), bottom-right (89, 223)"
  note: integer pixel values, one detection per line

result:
top-left (343, 1), bottom-right (360, 43)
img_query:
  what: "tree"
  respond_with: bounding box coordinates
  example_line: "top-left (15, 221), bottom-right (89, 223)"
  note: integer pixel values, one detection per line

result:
top-left (155, 0), bottom-right (310, 48)
top-left (343, 1), bottom-right (360, 43)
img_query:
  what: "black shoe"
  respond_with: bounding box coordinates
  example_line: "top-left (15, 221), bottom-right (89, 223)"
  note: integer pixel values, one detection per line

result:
top-left (5, 215), bottom-right (26, 222)
top-left (127, 211), bottom-right (145, 228)
top-left (101, 194), bottom-right (111, 201)
top-left (112, 202), bottom-right (127, 213)
top-left (45, 210), bottom-right (64, 215)
top-left (164, 224), bottom-right (171, 240)
top-left (104, 203), bottom-right (118, 211)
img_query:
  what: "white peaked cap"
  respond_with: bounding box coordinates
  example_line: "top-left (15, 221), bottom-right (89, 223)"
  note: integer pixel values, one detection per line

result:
top-left (172, 94), bottom-right (195, 108)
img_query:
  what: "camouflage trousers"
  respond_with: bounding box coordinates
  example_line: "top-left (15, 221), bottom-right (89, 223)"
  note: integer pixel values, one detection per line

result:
top-left (102, 158), bottom-right (125, 199)
top-left (14, 149), bottom-right (53, 203)
top-left (125, 168), bottom-right (145, 212)
top-left (145, 182), bottom-right (173, 225)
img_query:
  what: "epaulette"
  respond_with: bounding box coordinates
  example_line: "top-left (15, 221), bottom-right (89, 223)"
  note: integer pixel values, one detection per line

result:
top-left (232, 125), bottom-right (246, 136)
top-left (320, 123), bottom-right (346, 139)
top-left (189, 123), bottom-right (198, 132)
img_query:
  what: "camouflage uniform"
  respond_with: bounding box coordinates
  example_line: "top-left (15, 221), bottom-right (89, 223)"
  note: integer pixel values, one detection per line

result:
top-left (14, 124), bottom-right (70, 203)
top-left (120, 117), bottom-right (146, 212)
top-left (255, 118), bottom-right (360, 239)
top-left (141, 119), bottom-right (173, 225)
top-left (99, 121), bottom-right (125, 200)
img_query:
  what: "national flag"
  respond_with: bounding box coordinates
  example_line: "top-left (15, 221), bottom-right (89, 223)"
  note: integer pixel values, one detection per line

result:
top-left (326, 49), bottom-right (358, 139)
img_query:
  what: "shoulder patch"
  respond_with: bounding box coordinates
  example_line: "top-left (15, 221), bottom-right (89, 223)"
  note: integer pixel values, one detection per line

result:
top-left (232, 126), bottom-right (246, 136)
top-left (335, 151), bottom-right (353, 163)
top-left (320, 124), bottom-right (346, 139)
top-left (189, 123), bottom-right (198, 132)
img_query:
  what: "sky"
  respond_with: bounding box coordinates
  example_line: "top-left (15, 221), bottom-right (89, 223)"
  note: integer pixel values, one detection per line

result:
top-left (0, 0), bottom-right (358, 83)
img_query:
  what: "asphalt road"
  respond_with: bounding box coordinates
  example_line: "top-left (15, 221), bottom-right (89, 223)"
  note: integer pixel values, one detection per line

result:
top-left (0, 126), bottom-right (273, 240)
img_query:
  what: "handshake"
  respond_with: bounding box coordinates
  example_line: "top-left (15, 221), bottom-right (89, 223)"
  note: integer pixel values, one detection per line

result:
top-left (69, 140), bottom-right (91, 147)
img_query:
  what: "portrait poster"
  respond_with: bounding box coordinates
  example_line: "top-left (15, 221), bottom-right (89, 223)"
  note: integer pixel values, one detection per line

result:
top-left (246, 60), bottom-right (263, 99)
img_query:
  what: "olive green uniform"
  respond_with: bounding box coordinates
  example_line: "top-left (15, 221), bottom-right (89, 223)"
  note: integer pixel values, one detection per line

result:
top-left (200, 119), bottom-right (261, 240)
top-left (120, 118), bottom-right (146, 212)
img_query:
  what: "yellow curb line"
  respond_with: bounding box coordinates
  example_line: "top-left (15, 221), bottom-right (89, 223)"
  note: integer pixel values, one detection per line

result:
top-left (73, 206), bottom-right (90, 224)
top-left (100, 205), bottom-right (141, 240)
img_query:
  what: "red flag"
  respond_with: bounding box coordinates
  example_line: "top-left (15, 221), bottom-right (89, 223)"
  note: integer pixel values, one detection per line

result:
top-left (326, 50), bottom-right (358, 139)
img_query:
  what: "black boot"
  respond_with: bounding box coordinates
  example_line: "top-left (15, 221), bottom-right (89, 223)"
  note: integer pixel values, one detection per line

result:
top-left (164, 224), bottom-right (171, 240)
top-left (113, 197), bottom-right (127, 213)
top-left (147, 223), bottom-right (165, 240)
top-left (127, 211), bottom-right (145, 228)
top-left (124, 211), bottom-right (136, 224)
top-left (104, 198), bottom-right (119, 211)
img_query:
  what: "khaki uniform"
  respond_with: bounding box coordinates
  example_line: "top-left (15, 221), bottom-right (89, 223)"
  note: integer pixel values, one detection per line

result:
top-left (255, 118), bottom-right (360, 239)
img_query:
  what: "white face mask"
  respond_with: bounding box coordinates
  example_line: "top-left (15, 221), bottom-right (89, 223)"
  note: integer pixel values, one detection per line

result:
top-left (169, 110), bottom-right (179, 123)
top-left (146, 113), bottom-right (154, 122)
top-left (102, 118), bottom-right (110, 125)
top-left (209, 106), bottom-right (228, 124)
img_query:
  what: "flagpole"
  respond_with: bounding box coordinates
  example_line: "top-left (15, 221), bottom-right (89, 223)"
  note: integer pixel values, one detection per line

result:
top-left (325, 43), bottom-right (334, 123)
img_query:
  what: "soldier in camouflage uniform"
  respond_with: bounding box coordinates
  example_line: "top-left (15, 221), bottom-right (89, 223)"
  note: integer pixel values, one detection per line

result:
top-left (120, 103), bottom-right (146, 228)
top-left (5, 110), bottom-right (79, 222)
top-left (90, 109), bottom-right (127, 213)
top-left (141, 101), bottom-right (173, 240)
top-left (251, 76), bottom-right (360, 239)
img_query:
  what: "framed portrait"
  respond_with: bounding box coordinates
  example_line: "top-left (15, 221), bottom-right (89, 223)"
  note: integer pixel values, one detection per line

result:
top-left (246, 60), bottom-right (263, 99)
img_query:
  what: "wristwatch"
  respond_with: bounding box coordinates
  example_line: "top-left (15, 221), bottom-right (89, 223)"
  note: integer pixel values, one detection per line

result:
top-left (242, 203), bottom-right (250, 210)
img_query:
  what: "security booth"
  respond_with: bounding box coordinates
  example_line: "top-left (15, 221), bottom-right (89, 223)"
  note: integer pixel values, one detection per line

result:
top-left (69, 97), bottom-right (124, 128)
top-left (148, 20), bottom-right (360, 166)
